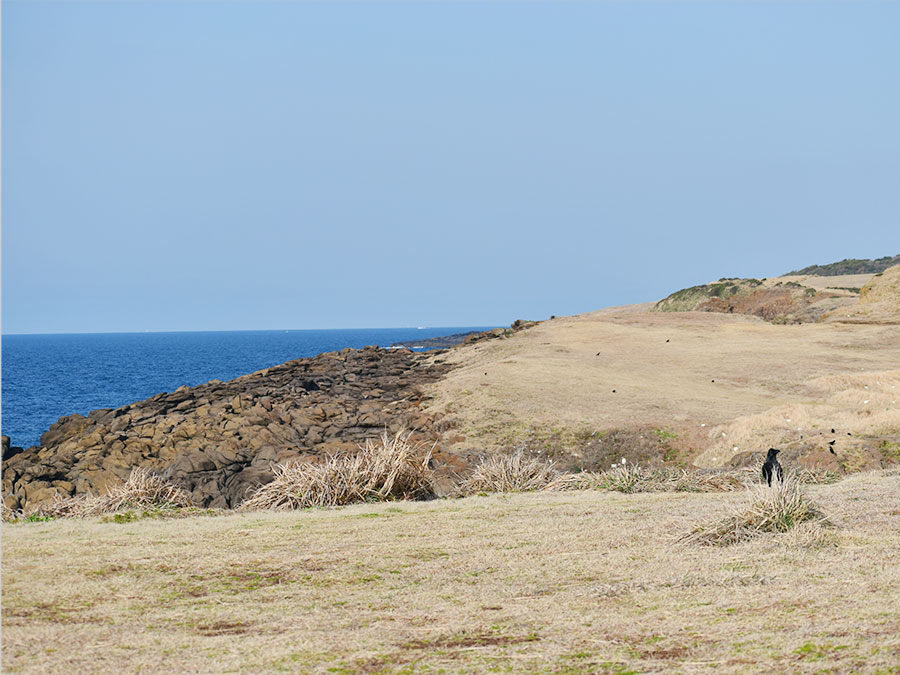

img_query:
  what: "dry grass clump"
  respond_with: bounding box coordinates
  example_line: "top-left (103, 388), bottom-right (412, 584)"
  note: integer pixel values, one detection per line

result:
top-left (457, 449), bottom-right (559, 495)
top-left (681, 477), bottom-right (831, 546)
top-left (546, 465), bottom-right (749, 493)
top-left (36, 468), bottom-right (194, 519)
top-left (240, 431), bottom-right (437, 510)
top-left (1, 502), bottom-right (18, 523)
top-left (791, 467), bottom-right (841, 484)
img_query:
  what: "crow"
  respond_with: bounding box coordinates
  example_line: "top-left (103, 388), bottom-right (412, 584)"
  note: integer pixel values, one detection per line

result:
top-left (762, 448), bottom-right (784, 486)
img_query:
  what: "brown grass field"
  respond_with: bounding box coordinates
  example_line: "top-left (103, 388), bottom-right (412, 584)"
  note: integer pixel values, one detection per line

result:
top-left (425, 304), bottom-right (900, 465)
top-left (4, 271), bottom-right (899, 673)
top-left (3, 471), bottom-right (900, 674)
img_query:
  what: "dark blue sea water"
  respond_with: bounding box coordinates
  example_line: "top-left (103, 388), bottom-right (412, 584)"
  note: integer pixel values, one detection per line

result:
top-left (1, 327), bottom-right (493, 450)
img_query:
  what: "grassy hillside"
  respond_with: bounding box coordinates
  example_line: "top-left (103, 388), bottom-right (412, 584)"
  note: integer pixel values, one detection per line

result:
top-left (787, 254), bottom-right (900, 276)
top-left (652, 277), bottom-right (829, 323)
top-left (426, 307), bottom-right (900, 468)
top-left (825, 264), bottom-right (900, 324)
top-left (4, 472), bottom-right (899, 673)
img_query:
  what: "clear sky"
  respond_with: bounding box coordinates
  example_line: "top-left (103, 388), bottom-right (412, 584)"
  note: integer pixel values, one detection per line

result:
top-left (3, 1), bottom-right (898, 334)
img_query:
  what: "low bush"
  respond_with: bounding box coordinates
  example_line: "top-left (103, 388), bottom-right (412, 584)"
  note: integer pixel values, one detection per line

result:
top-left (239, 431), bottom-right (437, 510)
top-left (36, 468), bottom-right (194, 519)
top-left (457, 449), bottom-right (559, 495)
top-left (680, 477), bottom-right (831, 546)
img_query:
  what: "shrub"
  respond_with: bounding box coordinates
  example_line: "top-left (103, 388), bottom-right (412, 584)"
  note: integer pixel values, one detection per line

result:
top-left (680, 477), bottom-right (831, 546)
top-left (594, 463), bottom-right (648, 493)
top-left (240, 431), bottom-right (437, 510)
top-left (1, 503), bottom-right (18, 523)
top-left (457, 449), bottom-right (558, 495)
top-left (37, 468), bottom-right (194, 519)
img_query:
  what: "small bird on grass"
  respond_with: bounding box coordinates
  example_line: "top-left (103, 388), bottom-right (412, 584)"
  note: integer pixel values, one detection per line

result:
top-left (762, 448), bottom-right (784, 486)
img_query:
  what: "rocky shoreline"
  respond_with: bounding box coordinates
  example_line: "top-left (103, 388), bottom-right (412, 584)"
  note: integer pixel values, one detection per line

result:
top-left (2, 346), bottom-right (466, 512)
top-left (390, 331), bottom-right (483, 350)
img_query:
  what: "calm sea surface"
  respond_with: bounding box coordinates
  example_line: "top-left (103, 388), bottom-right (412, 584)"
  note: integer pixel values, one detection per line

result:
top-left (1, 327), bottom-right (493, 450)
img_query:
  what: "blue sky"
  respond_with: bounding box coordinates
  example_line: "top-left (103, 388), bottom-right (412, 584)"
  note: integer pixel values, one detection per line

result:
top-left (3, 1), bottom-right (898, 334)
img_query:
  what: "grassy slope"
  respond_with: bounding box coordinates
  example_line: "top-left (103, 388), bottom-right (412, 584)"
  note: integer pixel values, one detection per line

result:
top-left (4, 472), bottom-right (900, 674)
top-left (425, 305), bottom-right (900, 464)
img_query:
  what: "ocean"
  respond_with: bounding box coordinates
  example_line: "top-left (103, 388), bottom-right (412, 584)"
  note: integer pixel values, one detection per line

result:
top-left (1, 327), bottom-right (493, 450)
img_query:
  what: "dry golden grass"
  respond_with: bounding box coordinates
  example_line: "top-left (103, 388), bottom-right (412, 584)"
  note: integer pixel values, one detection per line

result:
top-left (825, 264), bottom-right (900, 323)
top-left (3, 471), bottom-right (899, 673)
top-left (694, 369), bottom-right (900, 467)
top-left (769, 272), bottom-right (875, 294)
top-left (15, 468), bottom-right (194, 520)
top-left (239, 431), bottom-right (437, 510)
top-left (546, 465), bottom-right (750, 494)
top-left (456, 448), bottom-right (559, 494)
top-left (680, 477), bottom-right (831, 546)
top-left (424, 301), bottom-right (900, 463)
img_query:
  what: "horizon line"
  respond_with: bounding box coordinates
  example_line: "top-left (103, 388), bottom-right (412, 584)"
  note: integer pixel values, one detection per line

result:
top-left (1, 324), bottom-right (503, 338)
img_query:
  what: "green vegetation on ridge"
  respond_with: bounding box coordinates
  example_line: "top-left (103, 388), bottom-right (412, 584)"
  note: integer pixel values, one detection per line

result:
top-left (786, 254), bottom-right (900, 276)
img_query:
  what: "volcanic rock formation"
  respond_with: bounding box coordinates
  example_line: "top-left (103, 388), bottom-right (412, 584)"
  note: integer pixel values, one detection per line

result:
top-left (2, 346), bottom-right (457, 511)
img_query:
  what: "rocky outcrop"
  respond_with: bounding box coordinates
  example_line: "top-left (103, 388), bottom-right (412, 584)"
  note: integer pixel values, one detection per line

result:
top-left (727, 435), bottom-right (899, 474)
top-left (654, 278), bottom-right (849, 323)
top-left (2, 347), bottom-right (457, 512)
top-left (2, 436), bottom-right (25, 461)
top-left (389, 321), bottom-right (540, 350)
top-left (390, 331), bottom-right (483, 350)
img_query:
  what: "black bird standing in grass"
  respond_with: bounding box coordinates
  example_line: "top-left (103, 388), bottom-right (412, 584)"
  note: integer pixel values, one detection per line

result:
top-left (762, 448), bottom-right (784, 486)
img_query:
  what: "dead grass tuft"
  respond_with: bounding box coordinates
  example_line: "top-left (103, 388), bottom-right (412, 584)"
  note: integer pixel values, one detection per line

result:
top-left (34, 468), bottom-right (194, 519)
top-left (546, 465), bottom-right (749, 493)
top-left (1, 502), bottom-right (17, 523)
top-left (681, 477), bottom-right (831, 546)
top-left (239, 431), bottom-right (437, 510)
top-left (456, 448), bottom-right (559, 495)
top-left (791, 467), bottom-right (842, 484)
